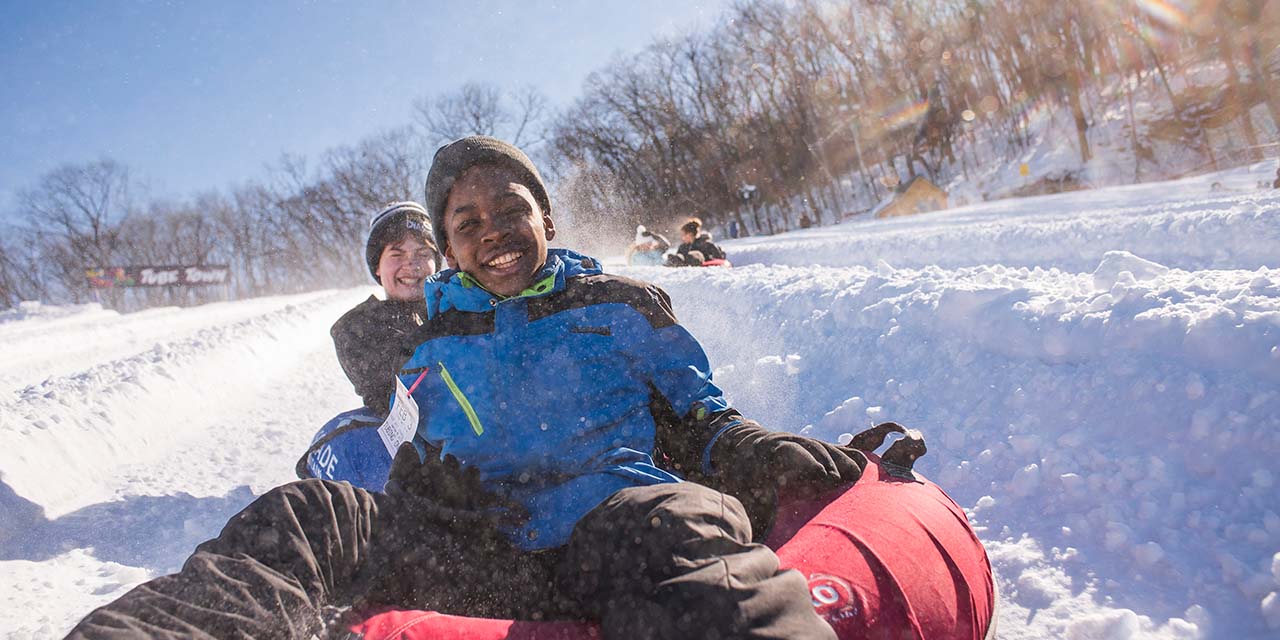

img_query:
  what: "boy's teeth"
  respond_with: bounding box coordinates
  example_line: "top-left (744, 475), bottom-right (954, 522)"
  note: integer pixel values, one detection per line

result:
top-left (488, 252), bottom-right (521, 267)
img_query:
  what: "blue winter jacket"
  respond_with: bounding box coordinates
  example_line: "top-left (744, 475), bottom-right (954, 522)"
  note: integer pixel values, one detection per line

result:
top-left (394, 248), bottom-right (733, 550)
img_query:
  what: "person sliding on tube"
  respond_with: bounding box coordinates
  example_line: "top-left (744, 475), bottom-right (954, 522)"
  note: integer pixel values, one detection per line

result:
top-left (667, 216), bottom-right (726, 266)
top-left (66, 137), bottom-right (993, 640)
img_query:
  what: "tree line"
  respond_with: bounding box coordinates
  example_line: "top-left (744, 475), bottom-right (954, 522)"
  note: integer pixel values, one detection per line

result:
top-left (548, 0), bottom-right (1278, 242)
top-left (0, 129), bottom-right (431, 311)
top-left (3, 0), bottom-right (1275, 310)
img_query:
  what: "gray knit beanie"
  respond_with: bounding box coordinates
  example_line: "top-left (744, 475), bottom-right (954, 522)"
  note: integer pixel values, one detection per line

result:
top-left (365, 201), bottom-right (434, 283)
top-left (424, 136), bottom-right (551, 251)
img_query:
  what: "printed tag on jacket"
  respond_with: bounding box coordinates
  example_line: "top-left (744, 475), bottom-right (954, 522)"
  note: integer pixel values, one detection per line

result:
top-left (378, 376), bottom-right (419, 457)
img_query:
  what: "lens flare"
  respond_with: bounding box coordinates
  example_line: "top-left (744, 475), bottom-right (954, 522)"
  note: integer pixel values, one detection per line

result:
top-left (879, 98), bottom-right (930, 132)
top-left (1007, 92), bottom-right (1055, 132)
top-left (1134, 0), bottom-right (1190, 30)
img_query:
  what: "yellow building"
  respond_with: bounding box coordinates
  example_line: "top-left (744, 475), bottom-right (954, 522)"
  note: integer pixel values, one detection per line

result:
top-left (873, 176), bottom-right (949, 219)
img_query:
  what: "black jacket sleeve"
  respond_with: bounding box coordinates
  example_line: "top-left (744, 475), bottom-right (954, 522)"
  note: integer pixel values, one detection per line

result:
top-left (331, 297), bottom-right (423, 416)
top-left (693, 236), bottom-right (725, 261)
top-left (650, 391), bottom-right (742, 482)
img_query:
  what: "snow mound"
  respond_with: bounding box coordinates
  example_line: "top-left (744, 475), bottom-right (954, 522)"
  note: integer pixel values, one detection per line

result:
top-left (1092, 251), bottom-right (1170, 290)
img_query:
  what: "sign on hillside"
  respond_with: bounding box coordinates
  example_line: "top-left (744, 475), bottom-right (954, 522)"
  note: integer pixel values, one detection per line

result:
top-left (86, 265), bottom-right (230, 289)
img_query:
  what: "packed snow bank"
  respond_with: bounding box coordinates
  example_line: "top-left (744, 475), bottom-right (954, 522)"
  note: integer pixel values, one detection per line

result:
top-left (2, 164), bottom-right (1277, 638)
top-left (629, 172), bottom-right (1280, 637)
top-left (725, 159), bottom-right (1280, 274)
top-left (0, 301), bottom-right (110, 325)
top-left (1, 289), bottom-right (371, 631)
top-left (633, 252), bottom-right (1278, 638)
top-left (1, 549), bottom-right (149, 640)
top-left (622, 164), bottom-right (1280, 639)
top-left (0, 290), bottom-right (368, 518)
top-left (0, 290), bottom-right (353, 395)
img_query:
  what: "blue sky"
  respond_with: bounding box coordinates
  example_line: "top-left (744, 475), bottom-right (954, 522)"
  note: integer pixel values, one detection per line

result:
top-left (0, 0), bottom-right (728, 213)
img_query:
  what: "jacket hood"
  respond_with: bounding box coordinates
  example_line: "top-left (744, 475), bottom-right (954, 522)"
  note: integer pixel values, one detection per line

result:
top-left (422, 248), bottom-right (603, 317)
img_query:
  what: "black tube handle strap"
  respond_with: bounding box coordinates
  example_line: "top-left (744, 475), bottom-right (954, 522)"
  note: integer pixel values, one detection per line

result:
top-left (848, 421), bottom-right (927, 482)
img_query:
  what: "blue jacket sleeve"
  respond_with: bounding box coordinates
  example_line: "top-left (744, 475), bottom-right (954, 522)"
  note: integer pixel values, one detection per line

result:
top-left (628, 284), bottom-right (742, 479)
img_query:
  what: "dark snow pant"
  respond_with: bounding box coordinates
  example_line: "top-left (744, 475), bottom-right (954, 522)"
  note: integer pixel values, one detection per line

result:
top-left (65, 480), bottom-right (833, 640)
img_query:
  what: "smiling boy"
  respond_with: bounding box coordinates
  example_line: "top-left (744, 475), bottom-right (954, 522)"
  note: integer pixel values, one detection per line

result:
top-left (436, 161), bottom-right (554, 297)
top-left (394, 136), bottom-right (860, 634)
top-left (66, 137), bottom-right (872, 640)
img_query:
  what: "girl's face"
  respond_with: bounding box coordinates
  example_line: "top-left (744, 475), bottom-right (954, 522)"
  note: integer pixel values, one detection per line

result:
top-left (377, 235), bottom-right (436, 301)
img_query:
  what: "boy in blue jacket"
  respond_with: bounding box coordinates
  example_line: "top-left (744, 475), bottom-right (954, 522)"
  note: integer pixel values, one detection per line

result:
top-left (66, 137), bottom-right (866, 640)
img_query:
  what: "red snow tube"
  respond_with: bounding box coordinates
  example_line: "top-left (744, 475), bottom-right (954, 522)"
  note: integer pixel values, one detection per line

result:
top-left (701, 258), bottom-right (731, 267)
top-left (352, 455), bottom-right (994, 640)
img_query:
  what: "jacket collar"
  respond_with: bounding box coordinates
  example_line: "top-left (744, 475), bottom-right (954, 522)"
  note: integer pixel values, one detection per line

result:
top-left (422, 248), bottom-right (602, 317)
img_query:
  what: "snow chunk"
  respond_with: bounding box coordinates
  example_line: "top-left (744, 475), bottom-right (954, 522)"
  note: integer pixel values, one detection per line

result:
top-left (1011, 463), bottom-right (1042, 497)
top-left (1091, 250), bottom-right (1170, 290)
top-left (1008, 434), bottom-right (1040, 457)
top-left (1185, 374), bottom-right (1206, 401)
top-left (1188, 408), bottom-right (1214, 440)
top-left (815, 396), bottom-right (866, 434)
top-left (1059, 473), bottom-right (1084, 494)
top-left (1263, 592), bottom-right (1280, 630)
top-left (1065, 609), bottom-right (1200, 639)
top-left (1064, 610), bottom-right (1142, 640)
top-left (1105, 522), bottom-right (1134, 552)
top-left (1133, 542), bottom-right (1165, 567)
top-left (1017, 569), bottom-right (1068, 606)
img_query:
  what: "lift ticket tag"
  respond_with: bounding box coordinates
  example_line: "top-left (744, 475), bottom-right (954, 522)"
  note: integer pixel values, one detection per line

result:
top-left (378, 376), bottom-right (419, 457)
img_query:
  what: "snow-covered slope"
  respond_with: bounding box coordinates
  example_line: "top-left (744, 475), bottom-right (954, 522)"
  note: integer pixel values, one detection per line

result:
top-left (2, 160), bottom-right (1278, 638)
top-left (633, 159), bottom-right (1279, 639)
top-left (0, 288), bottom-right (371, 636)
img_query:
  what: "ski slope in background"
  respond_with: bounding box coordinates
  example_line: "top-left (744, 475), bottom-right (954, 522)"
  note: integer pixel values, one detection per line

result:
top-left (2, 160), bottom-right (1278, 639)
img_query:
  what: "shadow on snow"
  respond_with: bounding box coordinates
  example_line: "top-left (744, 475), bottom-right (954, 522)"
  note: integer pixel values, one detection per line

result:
top-left (0, 475), bottom-right (257, 574)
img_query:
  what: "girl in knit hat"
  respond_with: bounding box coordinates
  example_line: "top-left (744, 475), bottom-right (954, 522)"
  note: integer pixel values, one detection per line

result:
top-left (332, 201), bottom-right (439, 416)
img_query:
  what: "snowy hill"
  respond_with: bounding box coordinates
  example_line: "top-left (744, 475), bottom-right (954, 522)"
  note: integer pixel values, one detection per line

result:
top-left (2, 159), bottom-right (1279, 638)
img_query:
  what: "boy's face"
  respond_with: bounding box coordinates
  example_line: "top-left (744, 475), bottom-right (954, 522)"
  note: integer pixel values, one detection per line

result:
top-left (377, 235), bottom-right (436, 301)
top-left (443, 164), bottom-right (554, 297)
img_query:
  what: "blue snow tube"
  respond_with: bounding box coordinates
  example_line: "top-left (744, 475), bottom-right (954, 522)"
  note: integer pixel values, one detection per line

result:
top-left (295, 407), bottom-right (393, 491)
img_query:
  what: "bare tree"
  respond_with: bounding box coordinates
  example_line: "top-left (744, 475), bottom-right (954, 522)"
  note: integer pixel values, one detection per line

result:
top-left (17, 159), bottom-right (135, 303)
top-left (414, 82), bottom-right (549, 148)
top-left (0, 229), bottom-right (47, 309)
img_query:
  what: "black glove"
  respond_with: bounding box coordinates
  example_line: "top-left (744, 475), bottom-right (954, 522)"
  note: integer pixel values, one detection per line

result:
top-left (708, 421), bottom-right (867, 536)
top-left (384, 442), bottom-right (529, 529)
top-left (712, 421), bottom-right (865, 491)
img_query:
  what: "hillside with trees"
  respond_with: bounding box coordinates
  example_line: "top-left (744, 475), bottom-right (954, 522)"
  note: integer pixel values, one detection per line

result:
top-left (3, 0), bottom-right (1277, 311)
